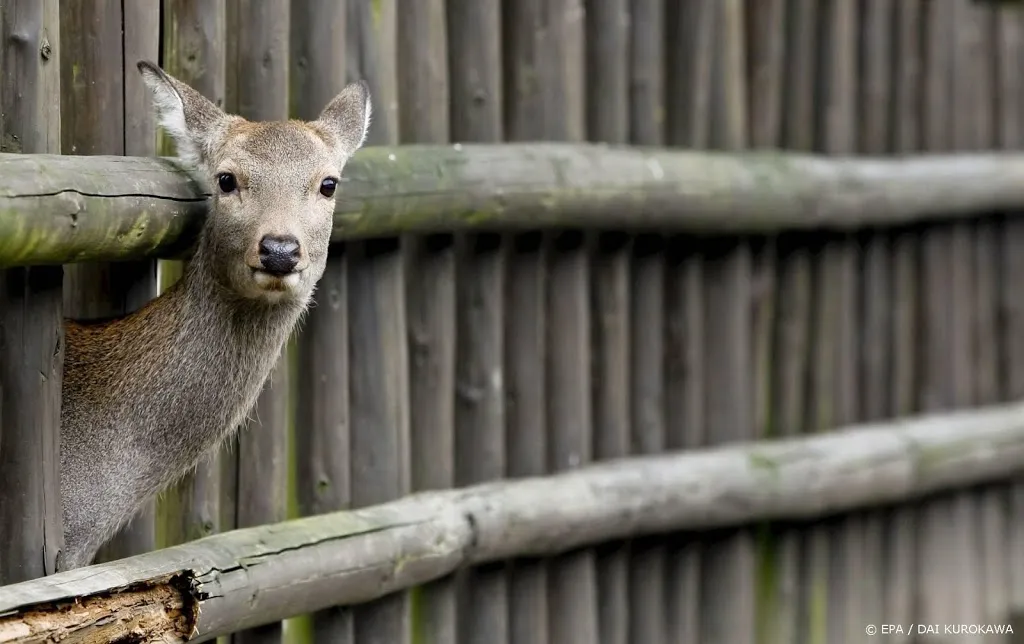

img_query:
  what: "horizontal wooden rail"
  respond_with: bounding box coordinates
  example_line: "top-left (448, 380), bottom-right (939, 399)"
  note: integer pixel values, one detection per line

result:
top-left (2, 402), bottom-right (1024, 641)
top-left (4, 145), bottom-right (1024, 267)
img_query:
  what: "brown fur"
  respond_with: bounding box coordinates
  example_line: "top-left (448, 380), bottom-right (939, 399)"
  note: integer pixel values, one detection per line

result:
top-left (57, 62), bottom-right (371, 570)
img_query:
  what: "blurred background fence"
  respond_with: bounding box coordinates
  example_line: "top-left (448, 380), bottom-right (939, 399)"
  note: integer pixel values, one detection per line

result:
top-left (3, 0), bottom-right (1024, 643)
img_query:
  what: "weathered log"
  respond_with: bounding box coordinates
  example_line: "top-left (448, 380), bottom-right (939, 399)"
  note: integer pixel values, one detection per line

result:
top-left (2, 401), bottom-right (1024, 642)
top-left (4, 145), bottom-right (1024, 267)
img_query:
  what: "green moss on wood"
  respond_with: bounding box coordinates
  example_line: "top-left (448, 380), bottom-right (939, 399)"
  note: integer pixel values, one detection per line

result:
top-left (1, 133), bottom-right (22, 153)
top-left (7, 145), bottom-right (1024, 268)
top-left (371, 0), bottom-right (384, 28)
top-left (807, 569), bottom-right (828, 644)
top-left (409, 585), bottom-right (425, 644)
top-left (284, 615), bottom-right (313, 644)
top-left (748, 452), bottom-right (781, 479)
top-left (754, 523), bottom-right (778, 644)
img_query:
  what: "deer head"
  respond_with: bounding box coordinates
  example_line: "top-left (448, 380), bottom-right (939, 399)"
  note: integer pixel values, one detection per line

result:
top-left (137, 60), bottom-right (371, 305)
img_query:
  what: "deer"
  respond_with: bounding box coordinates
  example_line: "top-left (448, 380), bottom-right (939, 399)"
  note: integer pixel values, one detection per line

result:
top-left (57, 61), bottom-right (371, 571)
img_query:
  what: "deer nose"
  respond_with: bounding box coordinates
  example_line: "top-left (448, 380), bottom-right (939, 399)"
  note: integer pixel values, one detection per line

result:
top-left (258, 235), bottom-right (301, 275)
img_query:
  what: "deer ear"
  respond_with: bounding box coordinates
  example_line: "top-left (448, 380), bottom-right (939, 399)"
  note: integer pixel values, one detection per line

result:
top-left (314, 80), bottom-right (372, 159)
top-left (137, 60), bottom-right (229, 168)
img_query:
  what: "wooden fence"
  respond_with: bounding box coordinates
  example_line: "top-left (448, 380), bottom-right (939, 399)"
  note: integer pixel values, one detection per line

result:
top-left (4, 0), bottom-right (1024, 643)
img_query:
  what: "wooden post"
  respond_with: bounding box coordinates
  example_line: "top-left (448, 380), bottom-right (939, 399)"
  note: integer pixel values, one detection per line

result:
top-left (699, 2), bottom-right (757, 644)
top-left (524, 2), bottom-right (598, 643)
top-left (452, 231), bottom-right (509, 644)
top-left (663, 237), bottom-right (704, 643)
top-left (956, 0), bottom-right (1001, 630)
top-left (398, 2), bottom-right (456, 643)
top-left (778, 1), bottom-right (821, 640)
top-left (500, 17), bottom-right (555, 644)
top-left (627, 235), bottom-right (667, 644)
top-left (884, 5), bottom-right (923, 641)
top-left (0, 0), bottom-right (64, 584)
top-left (58, 0), bottom-right (160, 566)
top-left (448, 1), bottom-right (508, 643)
top-left (502, 6), bottom-right (560, 638)
top-left (746, 2), bottom-right (787, 642)
top-left (812, 3), bottom-right (864, 644)
top-left (290, 0), bottom-right (353, 641)
top-left (345, 2), bottom-right (409, 644)
top-left (584, 2), bottom-right (630, 642)
top-left (996, 3), bottom-right (1024, 627)
top-left (918, 2), bottom-right (973, 635)
top-left (626, 1), bottom-right (669, 642)
top-left (855, 1), bottom-right (896, 641)
top-left (663, 1), bottom-right (714, 640)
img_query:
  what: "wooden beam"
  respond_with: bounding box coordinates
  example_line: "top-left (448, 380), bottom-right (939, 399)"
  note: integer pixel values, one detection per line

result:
top-left (3, 400), bottom-right (1024, 642)
top-left (0, 0), bottom-right (65, 584)
top-left (6, 145), bottom-right (1024, 267)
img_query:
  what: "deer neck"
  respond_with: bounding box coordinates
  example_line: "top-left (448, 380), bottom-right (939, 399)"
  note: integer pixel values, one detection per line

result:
top-left (130, 243), bottom-right (307, 474)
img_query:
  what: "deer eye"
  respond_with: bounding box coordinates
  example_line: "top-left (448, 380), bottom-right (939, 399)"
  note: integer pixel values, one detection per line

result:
top-left (217, 172), bottom-right (237, 194)
top-left (320, 177), bottom-right (338, 198)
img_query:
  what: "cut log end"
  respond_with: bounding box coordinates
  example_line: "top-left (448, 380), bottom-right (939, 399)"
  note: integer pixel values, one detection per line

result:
top-left (0, 572), bottom-right (196, 644)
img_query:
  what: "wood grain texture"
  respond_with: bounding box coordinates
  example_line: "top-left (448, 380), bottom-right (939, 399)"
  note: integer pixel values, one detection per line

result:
top-left (347, 0), bottom-right (397, 145)
top-left (814, 4), bottom-right (864, 644)
top-left (953, 1), bottom-right (1003, 635)
top-left (663, 2), bottom-right (712, 639)
top-left (405, 232), bottom-right (456, 644)
top-left (13, 145), bottom-right (1024, 267)
top-left (5, 400), bottom-right (1024, 640)
top-left (447, 4), bottom-right (507, 642)
top-left (625, 4), bottom-right (668, 628)
top-left (628, 0), bottom-right (664, 145)
top-left (586, 3), bottom-right (631, 642)
top-left (996, 4), bottom-right (1024, 628)
top-left (663, 236), bottom-right (703, 644)
top-left (590, 233), bottom-right (630, 644)
top-left (538, 5), bottom-right (595, 639)
top-left (627, 235), bottom-right (666, 644)
top-left (398, 3), bottom-right (455, 643)
top-left (348, 239), bottom-right (411, 644)
top-left (883, 4), bottom-right (923, 642)
top-left (0, 0), bottom-right (64, 585)
top-left (855, 2), bottom-right (894, 639)
top-left (745, 3), bottom-right (786, 641)
top-left (290, 0), bottom-right (347, 121)
top-left (545, 232), bottom-right (598, 644)
top-left (397, 0), bottom-right (448, 144)
top-left (447, 0), bottom-right (503, 142)
top-left (762, 234), bottom-right (811, 644)
top-left (504, 233), bottom-right (549, 644)
top-left (700, 4), bottom-right (754, 643)
top-left (586, 0), bottom-right (628, 144)
top-left (454, 233), bottom-right (508, 644)
top-left (918, 4), bottom-right (975, 641)
top-left (665, 0), bottom-right (715, 148)
top-left (699, 239), bottom-right (755, 644)
top-left (746, 0), bottom-right (786, 149)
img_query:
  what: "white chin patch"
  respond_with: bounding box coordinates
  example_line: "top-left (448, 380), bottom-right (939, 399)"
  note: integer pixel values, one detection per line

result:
top-left (252, 270), bottom-right (302, 295)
